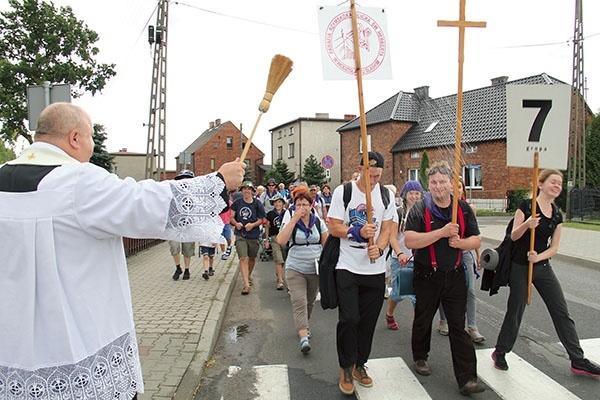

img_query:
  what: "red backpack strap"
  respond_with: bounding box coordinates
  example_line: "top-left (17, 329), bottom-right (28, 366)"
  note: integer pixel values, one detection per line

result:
top-left (424, 207), bottom-right (438, 270)
top-left (455, 202), bottom-right (466, 267)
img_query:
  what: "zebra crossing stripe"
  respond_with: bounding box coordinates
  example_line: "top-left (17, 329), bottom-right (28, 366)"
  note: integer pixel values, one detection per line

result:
top-left (578, 338), bottom-right (600, 363)
top-left (476, 348), bottom-right (581, 400)
top-left (355, 357), bottom-right (432, 400)
top-left (253, 364), bottom-right (290, 400)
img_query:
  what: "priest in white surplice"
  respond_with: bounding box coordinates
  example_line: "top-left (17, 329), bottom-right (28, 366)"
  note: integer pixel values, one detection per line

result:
top-left (0, 103), bottom-right (245, 400)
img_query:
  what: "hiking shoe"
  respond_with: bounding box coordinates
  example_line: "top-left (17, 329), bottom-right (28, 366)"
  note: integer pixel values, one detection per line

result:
top-left (415, 360), bottom-right (431, 376)
top-left (468, 327), bottom-right (485, 343)
top-left (202, 270), bottom-right (209, 280)
top-left (492, 350), bottom-right (508, 371)
top-left (182, 269), bottom-right (190, 280)
top-left (459, 380), bottom-right (485, 395)
top-left (571, 358), bottom-right (600, 377)
top-left (172, 266), bottom-right (183, 280)
top-left (339, 367), bottom-right (355, 395)
top-left (352, 365), bottom-right (373, 387)
top-left (300, 340), bottom-right (311, 354)
top-left (438, 320), bottom-right (449, 336)
top-left (208, 267), bottom-right (215, 276)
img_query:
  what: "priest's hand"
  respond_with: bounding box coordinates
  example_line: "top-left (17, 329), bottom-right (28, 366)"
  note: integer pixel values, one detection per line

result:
top-left (218, 158), bottom-right (246, 189)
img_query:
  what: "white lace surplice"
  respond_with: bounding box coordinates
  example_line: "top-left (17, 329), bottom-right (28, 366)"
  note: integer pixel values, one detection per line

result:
top-left (0, 144), bottom-right (226, 399)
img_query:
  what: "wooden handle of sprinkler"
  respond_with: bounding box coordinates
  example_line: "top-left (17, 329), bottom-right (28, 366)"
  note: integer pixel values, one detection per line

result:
top-left (239, 112), bottom-right (263, 163)
top-left (527, 152), bottom-right (539, 305)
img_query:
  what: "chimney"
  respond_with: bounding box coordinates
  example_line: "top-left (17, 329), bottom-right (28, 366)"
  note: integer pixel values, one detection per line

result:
top-left (315, 113), bottom-right (329, 119)
top-left (344, 114), bottom-right (357, 120)
top-left (215, 119), bottom-right (221, 126)
top-left (209, 121), bottom-right (215, 128)
top-left (120, 148), bottom-right (127, 152)
top-left (491, 76), bottom-right (508, 86)
top-left (414, 86), bottom-right (430, 101)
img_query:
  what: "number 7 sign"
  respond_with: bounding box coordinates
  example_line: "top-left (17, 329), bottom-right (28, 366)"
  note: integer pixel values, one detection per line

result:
top-left (506, 84), bottom-right (571, 169)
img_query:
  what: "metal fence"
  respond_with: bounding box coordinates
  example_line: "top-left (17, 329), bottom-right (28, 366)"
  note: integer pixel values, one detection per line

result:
top-left (123, 237), bottom-right (163, 257)
top-left (568, 187), bottom-right (600, 221)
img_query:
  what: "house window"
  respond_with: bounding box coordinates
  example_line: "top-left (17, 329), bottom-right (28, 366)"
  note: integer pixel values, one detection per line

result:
top-left (278, 130), bottom-right (282, 139)
top-left (277, 146), bottom-right (283, 160)
top-left (289, 126), bottom-right (294, 136)
top-left (462, 165), bottom-right (482, 188)
top-left (408, 169), bottom-right (419, 181)
top-left (358, 135), bottom-right (371, 153)
top-left (410, 152), bottom-right (420, 159)
top-left (213, 142), bottom-right (218, 149)
top-left (226, 137), bottom-right (233, 148)
top-left (466, 146), bottom-right (478, 154)
top-left (210, 158), bottom-right (215, 171)
top-left (288, 143), bottom-right (295, 159)
top-left (424, 121), bottom-right (439, 133)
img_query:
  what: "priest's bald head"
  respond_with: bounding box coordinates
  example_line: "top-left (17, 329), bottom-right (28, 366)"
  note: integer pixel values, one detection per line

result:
top-left (35, 102), bottom-right (95, 163)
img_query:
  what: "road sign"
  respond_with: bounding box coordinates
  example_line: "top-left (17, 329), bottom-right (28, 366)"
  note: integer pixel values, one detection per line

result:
top-left (321, 155), bottom-right (334, 169)
top-left (27, 82), bottom-right (71, 131)
top-left (506, 84), bottom-right (570, 169)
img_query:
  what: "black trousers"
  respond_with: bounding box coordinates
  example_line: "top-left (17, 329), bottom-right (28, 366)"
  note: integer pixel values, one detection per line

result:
top-left (496, 262), bottom-right (583, 360)
top-left (336, 269), bottom-right (385, 369)
top-left (411, 266), bottom-right (477, 387)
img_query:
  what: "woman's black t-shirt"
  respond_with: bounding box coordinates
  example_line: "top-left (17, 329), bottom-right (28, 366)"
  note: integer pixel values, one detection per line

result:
top-left (512, 199), bottom-right (562, 265)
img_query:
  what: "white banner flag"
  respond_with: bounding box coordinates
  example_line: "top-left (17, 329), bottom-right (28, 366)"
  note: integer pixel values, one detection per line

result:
top-left (318, 6), bottom-right (392, 80)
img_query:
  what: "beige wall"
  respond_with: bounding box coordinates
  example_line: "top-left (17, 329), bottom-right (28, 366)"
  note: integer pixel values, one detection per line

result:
top-left (111, 153), bottom-right (147, 181)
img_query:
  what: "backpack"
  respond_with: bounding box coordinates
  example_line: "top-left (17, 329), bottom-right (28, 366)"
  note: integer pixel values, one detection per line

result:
top-left (288, 217), bottom-right (323, 250)
top-left (480, 218), bottom-right (515, 296)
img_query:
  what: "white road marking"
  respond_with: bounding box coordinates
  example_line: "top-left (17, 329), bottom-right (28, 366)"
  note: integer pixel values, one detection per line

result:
top-left (476, 348), bottom-right (581, 400)
top-left (253, 364), bottom-right (290, 400)
top-left (355, 357), bottom-right (432, 400)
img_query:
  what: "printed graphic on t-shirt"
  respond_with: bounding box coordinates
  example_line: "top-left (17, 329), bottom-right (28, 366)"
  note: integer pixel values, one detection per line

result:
top-left (349, 203), bottom-right (377, 227)
top-left (238, 205), bottom-right (255, 221)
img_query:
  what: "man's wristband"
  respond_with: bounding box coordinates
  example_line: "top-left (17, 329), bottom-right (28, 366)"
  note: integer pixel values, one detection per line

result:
top-left (347, 225), bottom-right (367, 243)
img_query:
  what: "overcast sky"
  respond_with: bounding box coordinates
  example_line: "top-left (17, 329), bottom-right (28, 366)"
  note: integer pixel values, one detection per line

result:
top-left (3, 0), bottom-right (599, 169)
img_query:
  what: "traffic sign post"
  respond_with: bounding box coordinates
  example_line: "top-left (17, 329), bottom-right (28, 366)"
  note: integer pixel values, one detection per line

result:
top-left (27, 82), bottom-right (71, 131)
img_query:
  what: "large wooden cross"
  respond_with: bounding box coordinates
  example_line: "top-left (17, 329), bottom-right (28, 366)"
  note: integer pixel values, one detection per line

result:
top-left (438, 0), bottom-right (486, 223)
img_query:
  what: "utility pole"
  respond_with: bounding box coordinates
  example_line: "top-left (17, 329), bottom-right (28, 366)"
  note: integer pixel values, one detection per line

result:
top-left (566, 0), bottom-right (586, 219)
top-left (145, 0), bottom-right (169, 180)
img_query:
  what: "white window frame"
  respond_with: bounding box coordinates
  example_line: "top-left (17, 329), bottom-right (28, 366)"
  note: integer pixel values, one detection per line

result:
top-left (462, 165), bottom-right (482, 188)
top-left (287, 142), bottom-right (295, 159)
top-left (358, 135), bottom-right (371, 153)
top-left (277, 146), bottom-right (283, 160)
top-left (289, 126), bottom-right (294, 136)
top-left (226, 137), bottom-right (233, 148)
top-left (408, 169), bottom-right (419, 182)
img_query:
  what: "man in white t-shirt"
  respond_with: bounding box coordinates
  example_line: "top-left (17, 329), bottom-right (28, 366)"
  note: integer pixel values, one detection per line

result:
top-left (327, 151), bottom-right (394, 395)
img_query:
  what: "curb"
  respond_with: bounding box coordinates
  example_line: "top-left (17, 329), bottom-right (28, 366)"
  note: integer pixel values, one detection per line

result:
top-left (173, 253), bottom-right (239, 400)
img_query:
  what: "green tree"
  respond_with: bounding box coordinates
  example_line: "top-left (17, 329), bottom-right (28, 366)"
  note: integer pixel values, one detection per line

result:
top-left (266, 159), bottom-right (295, 186)
top-left (586, 113), bottom-right (600, 187)
top-left (0, 0), bottom-right (116, 144)
top-left (89, 124), bottom-right (114, 172)
top-left (419, 150), bottom-right (429, 189)
top-left (0, 141), bottom-right (16, 163)
top-left (302, 154), bottom-right (326, 186)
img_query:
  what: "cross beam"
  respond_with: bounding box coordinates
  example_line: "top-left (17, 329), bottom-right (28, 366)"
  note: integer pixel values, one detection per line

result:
top-left (438, 0), bottom-right (485, 223)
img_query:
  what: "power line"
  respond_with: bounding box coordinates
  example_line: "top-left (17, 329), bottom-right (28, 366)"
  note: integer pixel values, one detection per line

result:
top-left (496, 31), bottom-right (599, 49)
top-left (172, 1), bottom-right (316, 35)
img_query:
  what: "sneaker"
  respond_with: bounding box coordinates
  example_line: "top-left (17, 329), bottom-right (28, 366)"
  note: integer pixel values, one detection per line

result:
top-left (437, 320), bottom-right (449, 336)
top-left (352, 365), bottom-right (373, 387)
top-left (172, 266), bottom-right (183, 281)
top-left (384, 285), bottom-right (392, 299)
top-left (307, 329), bottom-right (312, 339)
top-left (202, 270), bottom-right (209, 280)
top-left (182, 269), bottom-right (190, 280)
top-left (339, 367), bottom-right (355, 395)
top-left (459, 380), bottom-right (485, 395)
top-left (571, 358), bottom-right (600, 377)
top-left (491, 350), bottom-right (508, 371)
top-left (221, 246), bottom-right (232, 260)
top-left (415, 359), bottom-right (431, 376)
top-left (468, 327), bottom-right (485, 343)
top-left (208, 267), bottom-right (215, 276)
top-left (300, 339), bottom-right (311, 354)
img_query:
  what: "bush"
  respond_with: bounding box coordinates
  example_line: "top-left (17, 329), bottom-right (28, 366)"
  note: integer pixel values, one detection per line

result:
top-left (507, 188), bottom-right (529, 212)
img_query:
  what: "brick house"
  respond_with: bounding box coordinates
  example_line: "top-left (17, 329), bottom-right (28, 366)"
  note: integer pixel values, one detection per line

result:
top-left (338, 73), bottom-right (579, 210)
top-left (177, 119), bottom-right (265, 183)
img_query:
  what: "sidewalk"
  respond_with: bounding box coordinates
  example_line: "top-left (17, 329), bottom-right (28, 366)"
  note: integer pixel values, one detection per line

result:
top-left (126, 219), bottom-right (600, 399)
